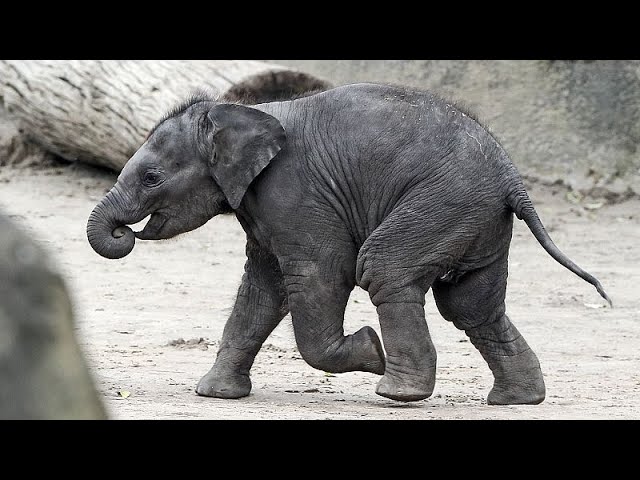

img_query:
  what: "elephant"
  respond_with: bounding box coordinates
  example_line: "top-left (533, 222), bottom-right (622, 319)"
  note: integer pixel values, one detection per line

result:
top-left (86, 82), bottom-right (611, 405)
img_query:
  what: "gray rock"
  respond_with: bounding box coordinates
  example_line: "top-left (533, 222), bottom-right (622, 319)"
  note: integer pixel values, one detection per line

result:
top-left (0, 213), bottom-right (107, 419)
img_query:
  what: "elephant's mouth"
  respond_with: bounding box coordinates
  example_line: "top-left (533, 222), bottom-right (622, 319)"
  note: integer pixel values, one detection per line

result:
top-left (134, 211), bottom-right (169, 240)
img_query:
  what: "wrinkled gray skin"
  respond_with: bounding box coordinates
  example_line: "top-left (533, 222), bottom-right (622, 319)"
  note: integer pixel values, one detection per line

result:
top-left (87, 83), bottom-right (611, 405)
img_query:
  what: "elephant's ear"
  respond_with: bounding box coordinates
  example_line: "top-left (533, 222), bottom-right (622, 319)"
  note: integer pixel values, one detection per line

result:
top-left (207, 104), bottom-right (286, 209)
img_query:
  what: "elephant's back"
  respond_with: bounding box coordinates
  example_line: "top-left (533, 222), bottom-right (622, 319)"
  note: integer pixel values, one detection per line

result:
top-left (310, 83), bottom-right (503, 174)
top-left (298, 83), bottom-right (490, 154)
top-left (270, 82), bottom-right (513, 206)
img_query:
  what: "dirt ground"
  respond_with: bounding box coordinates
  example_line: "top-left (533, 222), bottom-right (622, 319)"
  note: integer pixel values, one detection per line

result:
top-left (1, 160), bottom-right (638, 420)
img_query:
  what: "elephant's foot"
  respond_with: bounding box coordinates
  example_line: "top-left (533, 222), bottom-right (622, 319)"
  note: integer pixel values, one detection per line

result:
top-left (375, 362), bottom-right (436, 402)
top-left (486, 350), bottom-right (546, 405)
top-left (195, 367), bottom-right (251, 399)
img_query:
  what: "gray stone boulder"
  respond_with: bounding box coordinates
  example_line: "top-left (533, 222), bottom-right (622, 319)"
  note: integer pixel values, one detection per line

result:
top-left (0, 213), bottom-right (107, 419)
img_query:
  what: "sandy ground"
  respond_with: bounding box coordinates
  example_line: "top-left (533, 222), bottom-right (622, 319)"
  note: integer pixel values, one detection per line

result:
top-left (1, 160), bottom-right (638, 420)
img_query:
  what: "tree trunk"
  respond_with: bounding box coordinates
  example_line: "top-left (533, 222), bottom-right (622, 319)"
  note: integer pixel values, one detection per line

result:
top-left (0, 60), bottom-right (331, 171)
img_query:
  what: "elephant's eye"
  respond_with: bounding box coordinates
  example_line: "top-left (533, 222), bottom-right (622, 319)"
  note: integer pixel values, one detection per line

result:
top-left (143, 171), bottom-right (165, 187)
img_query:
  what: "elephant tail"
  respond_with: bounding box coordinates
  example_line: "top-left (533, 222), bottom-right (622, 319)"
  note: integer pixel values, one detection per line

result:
top-left (506, 187), bottom-right (613, 307)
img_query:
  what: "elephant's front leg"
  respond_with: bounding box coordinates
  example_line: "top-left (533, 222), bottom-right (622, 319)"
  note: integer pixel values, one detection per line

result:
top-left (285, 272), bottom-right (386, 376)
top-left (196, 242), bottom-right (288, 399)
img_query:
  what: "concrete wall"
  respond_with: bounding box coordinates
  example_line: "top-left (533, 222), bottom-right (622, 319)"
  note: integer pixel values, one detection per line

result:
top-left (273, 60), bottom-right (640, 200)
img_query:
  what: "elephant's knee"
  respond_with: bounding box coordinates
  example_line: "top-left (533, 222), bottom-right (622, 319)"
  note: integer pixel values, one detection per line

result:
top-left (435, 302), bottom-right (472, 330)
top-left (436, 293), bottom-right (505, 332)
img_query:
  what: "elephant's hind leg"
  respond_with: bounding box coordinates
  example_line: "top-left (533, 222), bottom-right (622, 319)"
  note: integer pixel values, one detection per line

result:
top-left (355, 208), bottom-right (450, 402)
top-left (356, 259), bottom-right (439, 402)
top-left (373, 287), bottom-right (438, 402)
top-left (432, 252), bottom-right (546, 405)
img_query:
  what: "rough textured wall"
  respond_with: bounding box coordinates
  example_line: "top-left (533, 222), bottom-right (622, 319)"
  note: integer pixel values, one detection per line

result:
top-left (272, 60), bottom-right (640, 200)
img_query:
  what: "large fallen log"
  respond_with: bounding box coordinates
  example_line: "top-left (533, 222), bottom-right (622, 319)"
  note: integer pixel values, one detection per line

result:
top-left (0, 60), bottom-right (331, 171)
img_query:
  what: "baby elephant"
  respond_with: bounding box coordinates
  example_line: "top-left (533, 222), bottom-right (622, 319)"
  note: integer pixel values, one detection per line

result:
top-left (87, 83), bottom-right (610, 405)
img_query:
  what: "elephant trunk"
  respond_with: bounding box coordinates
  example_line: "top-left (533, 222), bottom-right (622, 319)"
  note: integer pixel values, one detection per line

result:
top-left (86, 186), bottom-right (140, 260)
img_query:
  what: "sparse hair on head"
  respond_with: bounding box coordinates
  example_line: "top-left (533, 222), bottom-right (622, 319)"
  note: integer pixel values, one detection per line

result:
top-left (147, 89), bottom-right (219, 139)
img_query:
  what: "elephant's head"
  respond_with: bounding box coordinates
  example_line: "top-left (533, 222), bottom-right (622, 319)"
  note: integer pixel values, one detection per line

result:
top-left (86, 95), bottom-right (286, 259)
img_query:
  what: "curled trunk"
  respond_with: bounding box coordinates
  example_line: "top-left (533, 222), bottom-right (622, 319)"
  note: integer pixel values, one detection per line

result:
top-left (86, 186), bottom-right (141, 259)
